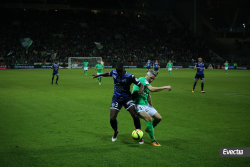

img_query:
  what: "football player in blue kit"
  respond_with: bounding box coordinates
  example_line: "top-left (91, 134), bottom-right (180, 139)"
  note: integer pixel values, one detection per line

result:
top-left (192, 57), bottom-right (206, 93)
top-left (92, 63), bottom-right (144, 143)
top-left (146, 59), bottom-right (151, 72)
top-left (51, 60), bottom-right (59, 85)
top-left (153, 60), bottom-right (160, 75)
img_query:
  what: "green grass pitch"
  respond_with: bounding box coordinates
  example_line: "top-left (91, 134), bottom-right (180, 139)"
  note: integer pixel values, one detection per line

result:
top-left (0, 68), bottom-right (249, 167)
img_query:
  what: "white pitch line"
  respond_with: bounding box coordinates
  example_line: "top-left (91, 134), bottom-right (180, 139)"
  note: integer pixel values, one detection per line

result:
top-left (225, 94), bottom-right (250, 97)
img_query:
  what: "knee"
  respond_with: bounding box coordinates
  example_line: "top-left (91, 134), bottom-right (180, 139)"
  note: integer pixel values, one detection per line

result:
top-left (145, 116), bottom-right (152, 122)
top-left (156, 116), bottom-right (162, 122)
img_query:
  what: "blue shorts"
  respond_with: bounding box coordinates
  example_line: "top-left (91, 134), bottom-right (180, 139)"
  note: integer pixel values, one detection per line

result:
top-left (110, 96), bottom-right (135, 111)
top-left (53, 72), bottom-right (59, 76)
top-left (147, 67), bottom-right (150, 70)
top-left (194, 74), bottom-right (204, 81)
top-left (154, 68), bottom-right (159, 72)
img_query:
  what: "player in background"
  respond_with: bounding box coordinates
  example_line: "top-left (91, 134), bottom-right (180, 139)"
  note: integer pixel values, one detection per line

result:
top-left (153, 60), bottom-right (160, 76)
top-left (192, 57), bottom-right (206, 93)
top-left (132, 70), bottom-right (172, 146)
top-left (224, 61), bottom-right (229, 74)
top-left (92, 63), bottom-right (144, 143)
top-left (101, 60), bottom-right (104, 65)
top-left (146, 59), bottom-right (151, 72)
top-left (83, 61), bottom-right (89, 75)
top-left (95, 60), bottom-right (104, 85)
top-left (167, 60), bottom-right (173, 76)
top-left (51, 59), bottom-right (59, 85)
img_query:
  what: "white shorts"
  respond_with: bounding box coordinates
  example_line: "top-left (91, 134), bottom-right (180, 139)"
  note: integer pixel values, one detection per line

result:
top-left (84, 67), bottom-right (88, 70)
top-left (136, 104), bottom-right (157, 117)
top-left (97, 73), bottom-right (103, 77)
top-left (225, 67), bottom-right (228, 70)
top-left (168, 68), bottom-right (172, 71)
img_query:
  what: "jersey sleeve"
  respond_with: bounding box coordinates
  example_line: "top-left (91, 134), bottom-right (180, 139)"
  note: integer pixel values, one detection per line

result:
top-left (95, 64), bottom-right (98, 68)
top-left (140, 78), bottom-right (150, 86)
top-left (131, 75), bottom-right (141, 86)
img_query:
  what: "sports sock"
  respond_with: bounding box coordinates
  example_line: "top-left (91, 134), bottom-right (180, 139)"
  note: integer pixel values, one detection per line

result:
top-left (152, 119), bottom-right (160, 128)
top-left (201, 83), bottom-right (204, 91)
top-left (110, 119), bottom-right (118, 132)
top-left (133, 117), bottom-right (141, 129)
top-left (97, 78), bottom-right (99, 81)
top-left (52, 76), bottom-right (54, 83)
top-left (170, 71), bottom-right (172, 75)
top-left (86, 71), bottom-right (88, 75)
top-left (100, 77), bottom-right (102, 83)
top-left (193, 82), bottom-right (197, 90)
top-left (146, 122), bottom-right (155, 142)
top-left (56, 77), bottom-right (58, 83)
top-left (226, 70), bottom-right (228, 73)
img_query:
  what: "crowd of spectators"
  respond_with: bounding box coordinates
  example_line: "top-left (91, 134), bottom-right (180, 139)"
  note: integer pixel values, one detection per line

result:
top-left (0, 9), bottom-right (211, 65)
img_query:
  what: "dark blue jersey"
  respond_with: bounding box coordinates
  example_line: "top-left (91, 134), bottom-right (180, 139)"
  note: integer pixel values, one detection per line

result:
top-left (109, 69), bottom-right (141, 99)
top-left (146, 62), bottom-right (151, 68)
top-left (154, 62), bottom-right (159, 69)
top-left (195, 62), bottom-right (204, 75)
top-left (52, 64), bottom-right (59, 73)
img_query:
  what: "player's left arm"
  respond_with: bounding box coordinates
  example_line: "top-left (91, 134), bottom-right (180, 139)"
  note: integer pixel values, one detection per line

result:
top-left (147, 94), bottom-right (153, 107)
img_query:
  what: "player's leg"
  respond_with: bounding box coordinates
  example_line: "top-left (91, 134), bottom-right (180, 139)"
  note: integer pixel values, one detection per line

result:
top-left (52, 73), bottom-right (55, 84)
top-left (99, 77), bottom-right (102, 84)
top-left (201, 75), bottom-right (205, 93)
top-left (144, 105), bottom-right (161, 146)
top-left (110, 99), bottom-right (122, 142)
top-left (110, 108), bottom-right (119, 142)
top-left (225, 67), bottom-right (228, 74)
top-left (152, 112), bottom-right (162, 128)
top-left (56, 73), bottom-right (59, 84)
top-left (170, 68), bottom-right (172, 76)
top-left (192, 75), bottom-right (198, 92)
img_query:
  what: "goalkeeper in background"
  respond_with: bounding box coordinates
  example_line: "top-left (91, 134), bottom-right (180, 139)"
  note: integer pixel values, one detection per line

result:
top-left (83, 61), bottom-right (89, 75)
top-left (167, 60), bottom-right (173, 76)
top-left (95, 61), bottom-right (104, 85)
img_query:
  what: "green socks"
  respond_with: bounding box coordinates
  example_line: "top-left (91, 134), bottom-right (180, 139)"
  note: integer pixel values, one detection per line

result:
top-left (226, 70), bottom-right (228, 73)
top-left (153, 119), bottom-right (160, 128)
top-left (146, 122), bottom-right (155, 142)
top-left (100, 77), bottom-right (102, 83)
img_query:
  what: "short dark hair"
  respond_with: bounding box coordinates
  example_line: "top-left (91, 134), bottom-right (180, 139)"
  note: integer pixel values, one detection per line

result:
top-left (116, 63), bottom-right (124, 69)
top-left (55, 59), bottom-right (58, 61)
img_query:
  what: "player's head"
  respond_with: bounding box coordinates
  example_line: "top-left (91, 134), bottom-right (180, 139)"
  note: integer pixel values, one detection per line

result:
top-left (198, 57), bottom-right (202, 63)
top-left (99, 61), bottom-right (101, 64)
top-left (148, 59), bottom-right (150, 62)
top-left (55, 59), bottom-right (58, 64)
top-left (169, 60), bottom-right (171, 62)
top-left (146, 70), bottom-right (157, 83)
top-left (156, 60), bottom-right (158, 62)
top-left (226, 60), bottom-right (228, 63)
top-left (116, 63), bottom-right (125, 76)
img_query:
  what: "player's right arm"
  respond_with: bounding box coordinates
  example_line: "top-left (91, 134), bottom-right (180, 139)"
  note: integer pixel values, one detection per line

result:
top-left (146, 85), bottom-right (172, 92)
top-left (51, 64), bottom-right (55, 69)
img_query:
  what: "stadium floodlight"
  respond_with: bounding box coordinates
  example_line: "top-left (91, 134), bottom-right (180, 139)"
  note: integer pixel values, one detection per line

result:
top-left (68, 57), bottom-right (102, 69)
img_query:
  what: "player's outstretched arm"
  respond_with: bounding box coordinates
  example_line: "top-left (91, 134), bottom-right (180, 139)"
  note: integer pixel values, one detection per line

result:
top-left (146, 85), bottom-right (172, 92)
top-left (92, 72), bottom-right (110, 79)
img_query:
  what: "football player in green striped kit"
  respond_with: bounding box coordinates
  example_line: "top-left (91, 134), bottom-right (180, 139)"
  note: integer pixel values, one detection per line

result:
top-left (95, 61), bottom-right (104, 85)
top-left (167, 60), bottom-right (173, 76)
top-left (224, 61), bottom-right (229, 74)
top-left (132, 70), bottom-right (172, 146)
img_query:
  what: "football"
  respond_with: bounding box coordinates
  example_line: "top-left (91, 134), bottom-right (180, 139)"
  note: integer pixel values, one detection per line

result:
top-left (132, 129), bottom-right (143, 140)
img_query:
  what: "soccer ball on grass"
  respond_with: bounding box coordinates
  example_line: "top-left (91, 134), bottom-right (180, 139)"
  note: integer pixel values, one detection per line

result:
top-left (132, 129), bottom-right (143, 140)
